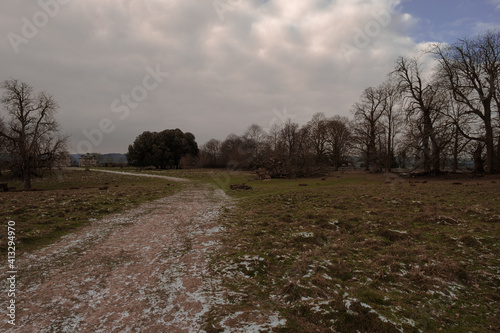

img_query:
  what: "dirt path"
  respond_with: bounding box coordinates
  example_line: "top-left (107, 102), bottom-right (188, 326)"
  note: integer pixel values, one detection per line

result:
top-left (0, 182), bottom-right (232, 332)
top-left (81, 168), bottom-right (191, 182)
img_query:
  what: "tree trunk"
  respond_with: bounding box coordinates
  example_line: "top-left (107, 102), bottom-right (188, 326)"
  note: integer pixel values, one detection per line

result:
top-left (473, 144), bottom-right (485, 173)
top-left (422, 111), bottom-right (440, 174)
top-left (484, 115), bottom-right (496, 173)
top-left (369, 125), bottom-right (378, 172)
top-left (497, 134), bottom-right (500, 172)
top-left (364, 143), bottom-right (370, 171)
top-left (422, 135), bottom-right (431, 172)
top-left (421, 113), bottom-right (431, 172)
top-left (386, 121), bottom-right (392, 172)
top-left (452, 126), bottom-right (459, 173)
top-left (431, 138), bottom-right (440, 175)
top-left (332, 146), bottom-right (340, 171)
top-left (23, 169), bottom-right (31, 189)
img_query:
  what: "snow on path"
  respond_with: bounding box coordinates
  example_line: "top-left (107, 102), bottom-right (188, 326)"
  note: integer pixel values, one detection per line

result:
top-left (0, 184), bottom-right (231, 332)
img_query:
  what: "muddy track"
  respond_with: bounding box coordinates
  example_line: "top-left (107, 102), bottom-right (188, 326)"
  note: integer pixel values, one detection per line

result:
top-left (0, 181), bottom-right (232, 332)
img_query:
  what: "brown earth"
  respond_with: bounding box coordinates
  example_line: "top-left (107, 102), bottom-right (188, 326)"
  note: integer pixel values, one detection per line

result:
top-left (1, 182), bottom-right (232, 332)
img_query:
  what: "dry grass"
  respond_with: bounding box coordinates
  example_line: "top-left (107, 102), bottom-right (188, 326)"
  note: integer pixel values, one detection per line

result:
top-left (204, 170), bottom-right (500, 332)
top-left (0, 169), bottom-right (181, 253)
top-left (2, 167), bottom-right (498, 331)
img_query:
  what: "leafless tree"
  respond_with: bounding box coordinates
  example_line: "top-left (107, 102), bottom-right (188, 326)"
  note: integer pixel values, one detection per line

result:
top-left (0, 79), bottom-right (68, 189)
top-left (325, 116), bottom-right (351, 171)
top-left (380, 79), bottom-right (404, 172)
top-left (295, 126), bottom-right (315, 177)
top-left (219, 134), bottom-right (248, 169)
top-left (0, 121), bottom-right (7, 176)
top-left (265, 124), bottom-right (282, 153)
top-left (306, 112), bottom-right (329, 164)
top-left (393, 56), bottom-right (447, 174)
top-left (441, 93), bottom-right (473, 172)
top-left (201, 138), bottom-right (221, 167)
top-left (243, 124), bottom-right (266, 165)
top-left (280, 119), bottom-right (300, 161)
top-left (432, 30), bottom-right (500, 173)
top-left (352, 86), bottom-right (386, 172)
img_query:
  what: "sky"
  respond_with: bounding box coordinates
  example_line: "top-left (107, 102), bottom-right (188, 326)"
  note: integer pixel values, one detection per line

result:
top-left (0, 0), bottom-right (499, 153)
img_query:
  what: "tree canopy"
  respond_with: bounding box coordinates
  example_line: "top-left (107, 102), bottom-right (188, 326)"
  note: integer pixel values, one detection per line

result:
top-left (127, 129), bottom-right (198, 169)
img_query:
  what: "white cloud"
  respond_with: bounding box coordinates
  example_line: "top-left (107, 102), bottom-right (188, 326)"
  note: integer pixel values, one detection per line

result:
top-left (490, 0), bottom-right (500, 9)
top-left (0, 0), bottom-right (433, 153)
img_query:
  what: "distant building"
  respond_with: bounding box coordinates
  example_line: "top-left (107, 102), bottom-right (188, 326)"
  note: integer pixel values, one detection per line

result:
top-left (79, 154), bottom-right (98, 168)
top-left (53, 154), bottom-right (71, 168)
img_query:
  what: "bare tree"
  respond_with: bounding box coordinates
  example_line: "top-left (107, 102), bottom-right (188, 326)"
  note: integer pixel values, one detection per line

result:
top-left (265, 124), bottom-right (282, 153)
top-left (394, 56), bottom-right (446, 174)
top-left (495, 73), bottom-right (500, 168)
top-left (280, 119), bottom-right (300, 162)
top-left (295, 126), bottom-right (315, 177)
top-left (0, 79), bottom-right (68, 189)
top-left (219, 134), bottom-right (247, 168)
top-left (325, 116), bottom-right (351, 171)
top-left (306, 112), bottom-right (329, 164)
top-left (432, 30), bottom-right (500, 173)
top-left (243, 124), bottom-right (265, 165)
top-left (442, 93), bottom-right (473, 172)
top-left (377, 79), bottom-right (404, 172)
top-left (202, 138), bottom-right (221, 167)
top-left (0, 121), bottom-right (6, 176)
top-left (352, 86), bottom-right (386, 172)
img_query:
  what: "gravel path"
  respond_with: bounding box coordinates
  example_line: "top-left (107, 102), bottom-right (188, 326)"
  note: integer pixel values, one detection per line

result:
top-left (85, 168), bottom-right (191, 182)
top-left (0, 182), bottom-right (233, 332)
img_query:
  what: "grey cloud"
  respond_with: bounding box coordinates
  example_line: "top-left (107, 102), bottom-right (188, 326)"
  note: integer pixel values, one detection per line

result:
top-left (1, 0), bottom-right (428, 153)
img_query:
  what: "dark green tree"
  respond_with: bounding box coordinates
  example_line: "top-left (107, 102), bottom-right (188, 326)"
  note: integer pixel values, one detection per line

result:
top-left (127, 129), bottom-right (198, 169)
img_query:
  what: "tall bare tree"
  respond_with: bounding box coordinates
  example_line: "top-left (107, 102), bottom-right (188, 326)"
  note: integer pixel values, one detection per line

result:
top-left (325, 116), bottom-right (351, 171)
top-left (243, 124), bottom-right (266, 165)
top-left (0, 79), bottom-right (68, 189)
top-left (394, 56), bottom-right (446, 174)
top-left (201, 138), bottom-right (221, 167)
top-left (380, 79), bottom-right (403, 172)
top-left (353, 86), bottom-right (386, 172)
top-left (306, 112), bottom-right (329, 164)
top-left (442, 93), bottom-right (473, 172)
top-left (433, 30), bottom-right (500, 173)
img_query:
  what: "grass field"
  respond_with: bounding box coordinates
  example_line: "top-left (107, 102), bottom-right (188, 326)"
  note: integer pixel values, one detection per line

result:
top-left (201, 170), bottom-right (500, 332)
top-left (0, 168), bottom-right (181, 253)
top-left (1, 167), bottom-right (499, 331)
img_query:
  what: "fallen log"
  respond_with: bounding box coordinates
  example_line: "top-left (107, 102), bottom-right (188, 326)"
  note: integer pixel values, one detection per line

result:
top-left (230, 183), bottom-right (252, 190)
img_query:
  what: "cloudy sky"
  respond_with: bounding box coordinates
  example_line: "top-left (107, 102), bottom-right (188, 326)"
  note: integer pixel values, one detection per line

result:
top-left (1, 0), bottom-right (499, 153)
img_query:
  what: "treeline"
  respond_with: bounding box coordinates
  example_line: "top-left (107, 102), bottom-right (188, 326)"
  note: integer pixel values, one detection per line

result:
top-left (198, 30), bottom-right (500, 176)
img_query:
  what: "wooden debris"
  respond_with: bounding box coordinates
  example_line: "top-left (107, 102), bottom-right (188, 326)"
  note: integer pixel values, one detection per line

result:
top-left (230, 183), bottom-right (252, 190)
